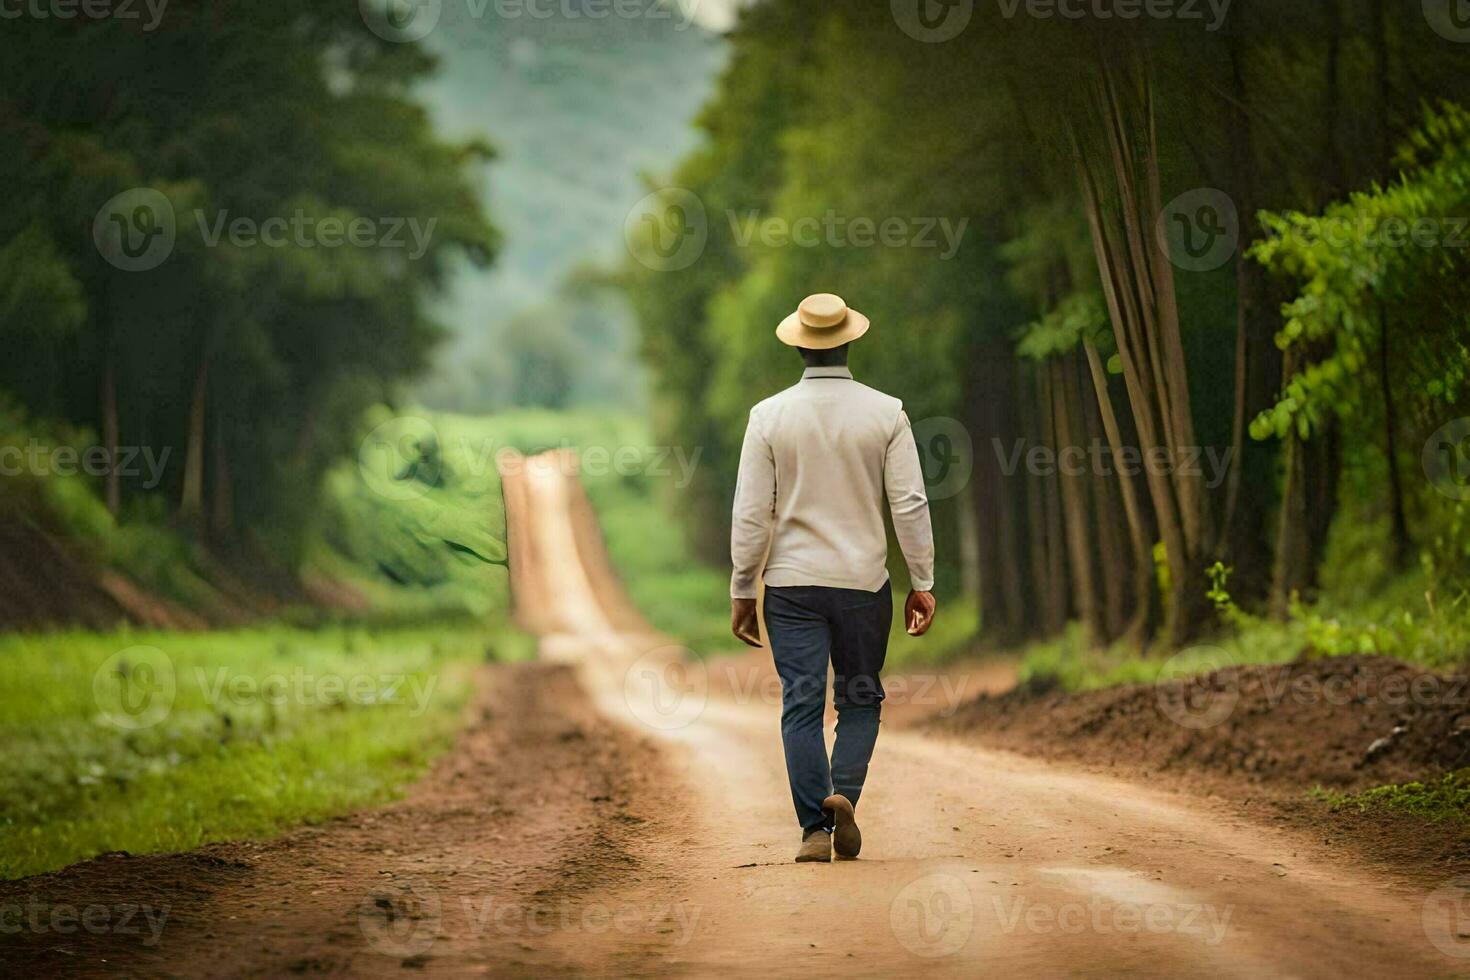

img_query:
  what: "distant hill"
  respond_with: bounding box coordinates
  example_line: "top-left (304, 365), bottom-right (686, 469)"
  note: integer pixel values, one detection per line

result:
top-left (415, 0), bottom-right (727, 412)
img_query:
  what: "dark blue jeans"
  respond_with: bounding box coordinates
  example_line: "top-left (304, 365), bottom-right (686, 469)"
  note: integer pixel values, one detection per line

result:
top-left (764, 581), bottom-right (892, 834)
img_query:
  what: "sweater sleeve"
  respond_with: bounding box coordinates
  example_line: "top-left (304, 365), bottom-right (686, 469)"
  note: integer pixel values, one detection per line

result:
top-left (883, 409), bottom-right (935, 591)
top-left (729, 409), bottom-right (776, 599)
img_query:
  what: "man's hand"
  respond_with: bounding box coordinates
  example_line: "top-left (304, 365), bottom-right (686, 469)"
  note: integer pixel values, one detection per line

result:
top-left (905, 590), bottom-right (936, 636)
top-left (731, 597), bottom-right (762, 647)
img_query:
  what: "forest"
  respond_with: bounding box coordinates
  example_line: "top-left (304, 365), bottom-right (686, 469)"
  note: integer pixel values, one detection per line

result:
top-left (625, 0), bottom-right (1470, 661)
top-left (0, 1), bottom-right (497, 624)
top-left (5, 1), bottom-right (1470, 974)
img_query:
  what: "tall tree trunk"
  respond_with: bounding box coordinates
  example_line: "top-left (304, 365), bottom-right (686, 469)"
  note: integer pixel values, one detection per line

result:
top-left (1270, 3), bottom-right (1349, 613)
top-left (180, 356), bottom-right (208, 524)
top-left (1035, 364), bottom-right (1071, 634)
top-left (1270, 347), bottom-right (1343, 615)
top-left (1020, 380), bottom-right (1054, 640)
top-left (1083, 338), bottom-right (1156, 649)
top-left (210, 406), bottom-right (234, 540)
top-left (1070, 48), bottom-right (1214, 646)
top-left (1369, 0), bottom-right (1410, 569)
top-left (956, 484), bottom-right (982, 609)
top-left (1217, 12), bottom-right (1281, 601)
top-left (100, 347), bottom-right (121, 518)
top-left (1074, 352), bottom-right (1130, 642)
top-left (97, 276), bottom-right (122, 517)
top-left (969, 344), bottom-right (1028, 645)
top-left (1377, 305), bottom-right (1409, 568)
top-left (1051, 356), bottom-right (1105, 647)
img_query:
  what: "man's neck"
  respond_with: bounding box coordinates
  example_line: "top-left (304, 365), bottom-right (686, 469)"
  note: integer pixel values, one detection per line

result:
top-left (801, 365), bottom-right (853, 379)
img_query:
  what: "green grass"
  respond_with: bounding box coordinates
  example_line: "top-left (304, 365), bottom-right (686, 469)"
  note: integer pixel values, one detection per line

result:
top-left (0, 624), bottom-right (517, 880)
top-left (1311, 770), bottom-right (1470, 823)
top-left (1014, 567), bottom-right (1470, 695)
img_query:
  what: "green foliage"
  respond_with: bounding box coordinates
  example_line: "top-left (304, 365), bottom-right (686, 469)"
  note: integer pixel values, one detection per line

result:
top-left (1205, 562), bottom-right (1257, 631)
top-left (1311, 770), bottom-right (1470, 823)
top-left (0, 624), bottom-right (504, 879)
top-left (0, 3), bottom-right (497, 557)
top-left (1249, 103), bottom-right (1470, 442)
top-left (1017, 617), bottom-right (1302, 694)
top-left (1015, 293), bottom-right (1109, 361)
top-left (1022, 565), bottom-right (1470, 693)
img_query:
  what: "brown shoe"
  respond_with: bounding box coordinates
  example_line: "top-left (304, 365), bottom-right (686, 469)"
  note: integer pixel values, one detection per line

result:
top-left (795, 829), bottom-right (831, 863)
top-left (823, 794), bottom-right (861, 859)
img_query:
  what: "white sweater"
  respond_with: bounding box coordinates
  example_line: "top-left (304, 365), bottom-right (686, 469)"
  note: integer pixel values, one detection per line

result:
top-left (729, 366), bottom-right (935, 598)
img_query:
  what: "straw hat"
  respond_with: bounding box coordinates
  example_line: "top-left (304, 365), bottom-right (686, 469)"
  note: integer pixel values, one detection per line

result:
top-left (775, 293), bottom-right (871, 349)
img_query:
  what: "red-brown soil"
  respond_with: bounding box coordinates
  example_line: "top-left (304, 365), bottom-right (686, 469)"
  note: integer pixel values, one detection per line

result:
top-left (929, 654), bottom-right (1470, 881)
top-left (4, 456), bottom-right (1467, 977)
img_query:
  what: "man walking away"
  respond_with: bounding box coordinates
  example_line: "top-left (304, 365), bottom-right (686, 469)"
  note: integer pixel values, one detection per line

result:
top-left (729, 293), bottom-right (936, 864)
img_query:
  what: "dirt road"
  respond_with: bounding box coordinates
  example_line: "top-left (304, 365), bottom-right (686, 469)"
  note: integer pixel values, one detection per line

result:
top-left (3, 452), bottom-right (1462, 977)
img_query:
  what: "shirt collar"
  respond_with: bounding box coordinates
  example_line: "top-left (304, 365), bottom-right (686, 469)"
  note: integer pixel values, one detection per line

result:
top-left (801, 366), bottom-right (854, 380)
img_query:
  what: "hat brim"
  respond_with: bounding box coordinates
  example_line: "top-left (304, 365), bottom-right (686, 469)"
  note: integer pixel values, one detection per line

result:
top-left (775, 308), bottom-right (871, 349)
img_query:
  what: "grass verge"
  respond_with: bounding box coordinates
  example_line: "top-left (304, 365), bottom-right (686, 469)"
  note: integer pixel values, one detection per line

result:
top-left (0, 624), bottom-right (521, 880)
top-left (1311, 770), bottom-right (1470, 823)
top-left (1016, 569), bottom-right (1470, 695)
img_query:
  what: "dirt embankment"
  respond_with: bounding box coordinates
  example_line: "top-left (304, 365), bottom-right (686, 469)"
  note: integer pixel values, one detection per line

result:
top-left (930, 654), bottom-right (1470, 877)
top-left (0, 517), bottom-right (367, 632)
top-left (933, 655), bottom-right (1470, 789)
